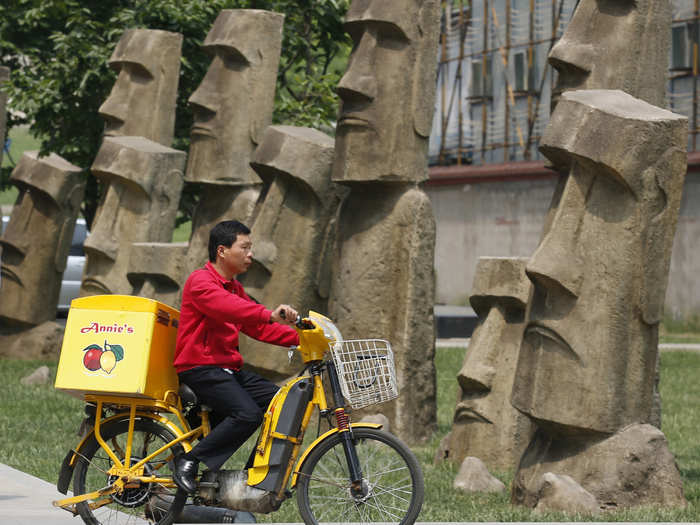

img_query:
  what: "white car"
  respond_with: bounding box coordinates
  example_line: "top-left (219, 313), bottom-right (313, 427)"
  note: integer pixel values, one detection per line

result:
top-left (1, 216), bottom-right (88, 315)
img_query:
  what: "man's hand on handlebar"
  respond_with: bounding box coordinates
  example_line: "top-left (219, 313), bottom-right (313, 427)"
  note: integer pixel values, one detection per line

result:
top-left (271, 304), bottom-right (299, 326)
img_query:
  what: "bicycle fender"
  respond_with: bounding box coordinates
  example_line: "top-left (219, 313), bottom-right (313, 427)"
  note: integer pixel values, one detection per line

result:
top-left (56, 421), bottom-right (101, 494)
top-left (58, 411), bottom-right (189, 492)
top-left (289, 422), bottom-right (382, 488)
top-left (57, 448), bottom-right (76, 494)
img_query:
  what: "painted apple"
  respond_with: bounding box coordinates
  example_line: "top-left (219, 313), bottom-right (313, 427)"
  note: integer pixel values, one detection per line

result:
top-left (83, 345), bottom-right (103, 371)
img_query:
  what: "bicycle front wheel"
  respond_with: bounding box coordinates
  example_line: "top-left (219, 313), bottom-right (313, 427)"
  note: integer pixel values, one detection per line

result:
top-left (296, 427), bottom-right (424, 524)
top-left (73, 417), bottom-right (187, 525)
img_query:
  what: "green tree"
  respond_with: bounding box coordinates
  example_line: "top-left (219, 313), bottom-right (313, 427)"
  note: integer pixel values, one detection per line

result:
top-left (0, 0), bottom-right (349, 226)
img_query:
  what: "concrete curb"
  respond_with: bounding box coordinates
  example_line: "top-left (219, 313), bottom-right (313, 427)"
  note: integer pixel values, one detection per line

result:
top-left (436, 339), bottom-right (700, 352)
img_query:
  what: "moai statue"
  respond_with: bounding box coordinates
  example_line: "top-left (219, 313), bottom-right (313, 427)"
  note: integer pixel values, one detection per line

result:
top-left (0, 66), bottom-right (9, 167)
top-left (81, 29), bottom-right (183, 299)
top-left (130, 10), bottom-right (284, 306)
top-left (184, 9), bottom-right (284, 276)
top-left (328, 0), bottom-right (441, 444)
top-left (0, 152), bottom-right (84, 358)
top-left (99, 29), bottom-right (183, 145)
top-left (80, 137), bottom-right (185, 296)
top-left (545, 0), bottom-right (672, 429)
top-left (237, 125), bottom-right (343, 381)
top-left (548, 0), bottom-right (670, 110)
top-left (511, 89), bottom-right (688, 509)
top-left (436, 257), bottom-right (535, 471)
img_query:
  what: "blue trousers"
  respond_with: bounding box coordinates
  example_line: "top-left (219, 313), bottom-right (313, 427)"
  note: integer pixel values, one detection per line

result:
top-left (178, 366), bottom-right (279, 471)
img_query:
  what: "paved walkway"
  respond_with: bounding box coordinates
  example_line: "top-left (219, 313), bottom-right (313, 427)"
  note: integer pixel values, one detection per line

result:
top-left (0, 462), bottom-right (82, 525)
top-left (0, 462), bottom-right (686, 524)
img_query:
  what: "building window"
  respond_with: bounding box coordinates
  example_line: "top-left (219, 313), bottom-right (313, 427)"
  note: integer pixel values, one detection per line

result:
top-left (470, 56), bottom-right (493, 99)
top-left (671, 23), bottom-right (693, 71)
top-left (513, 51), bottom-right (536, 93)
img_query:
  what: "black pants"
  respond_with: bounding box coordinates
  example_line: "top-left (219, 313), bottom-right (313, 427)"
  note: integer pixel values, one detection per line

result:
top-left (178, 366), bottom-right (279, 471)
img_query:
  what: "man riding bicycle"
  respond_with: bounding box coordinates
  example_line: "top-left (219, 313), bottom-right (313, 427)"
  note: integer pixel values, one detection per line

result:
top-left (172, 220), bottom-right (299, 493)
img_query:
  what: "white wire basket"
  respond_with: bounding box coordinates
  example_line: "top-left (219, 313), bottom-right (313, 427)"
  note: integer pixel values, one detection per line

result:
top-left (330, 339), bottom-right (399, 410)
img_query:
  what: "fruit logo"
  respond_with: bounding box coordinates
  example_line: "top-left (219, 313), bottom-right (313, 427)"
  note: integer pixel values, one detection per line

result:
top-left (82, 340), bottom-right (124, 374)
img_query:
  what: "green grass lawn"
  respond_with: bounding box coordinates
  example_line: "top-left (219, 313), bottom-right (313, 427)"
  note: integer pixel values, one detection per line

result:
top-left (1, 125), bottom-right (41, 206)
top-left (2, 125), bottom-right (41, 170)
top-left (1, 348), bottom-right (699, 521)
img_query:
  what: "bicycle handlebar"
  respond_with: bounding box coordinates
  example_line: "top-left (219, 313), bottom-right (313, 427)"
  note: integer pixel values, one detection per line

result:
top-left (279, 308), bottom-right (316, 330)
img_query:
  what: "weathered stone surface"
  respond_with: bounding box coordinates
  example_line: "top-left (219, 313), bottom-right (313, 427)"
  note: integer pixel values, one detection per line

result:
top-left (545, 0), bottom-right (672, 429)
top-left (98, 28), bottom-right (184, 303)
top-left (20, 365), bottom-right (51, 386)
top-left (128, 242), bottom-right (188, 307)
top-left (185, 9), bottom-right (283, 186)
top-left (533, 473), bottom-right (600, 515)
top-left (99, 29), bottom-right (182, 146)
top-left (548, 0), bottom-right (670, 110)
top-left (438, 257), bottom-right (535, 471)
top-left (512, 90), bottom-right (688, 436)
top-left (513, 425), bottom-right (686, 510)
top-left (332, 0), bottom-right (440, 183)
top-left (329, 186), bottom-right (436, 443)
top-left (453, 457), bottom-right (506, 494)
top-left (0, 152), bottom-right (83, 327)
top-left (0, 66), bottom-right (9, 167)
top-left (183, 187), bottom-right (261, 279)
top-left (81, 137), bottom-right (185, 296)
top-left (329, 0), bottom-right (441, 444)
top-left (0, 321), bottom-right (64, 360)
top-left (238, 125), bottom-right (341, 380)
top-left (176, 9), bottom-right (283, 301)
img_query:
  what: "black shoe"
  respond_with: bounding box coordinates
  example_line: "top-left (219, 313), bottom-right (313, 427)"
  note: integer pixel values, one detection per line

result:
top-left (173, 455), bottom-right (199, 493)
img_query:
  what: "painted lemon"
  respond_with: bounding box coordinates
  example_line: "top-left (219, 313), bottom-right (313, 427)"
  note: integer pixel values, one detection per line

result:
top-left (100, 350), bottom-right (117, 374)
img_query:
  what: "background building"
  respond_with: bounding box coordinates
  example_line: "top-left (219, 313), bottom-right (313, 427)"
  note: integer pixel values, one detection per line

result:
top-left (427, 0), bottom-right (700, 320)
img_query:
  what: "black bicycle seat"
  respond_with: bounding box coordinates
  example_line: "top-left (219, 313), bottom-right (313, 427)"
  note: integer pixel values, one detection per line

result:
top-left (178, 383), bottom-right (199, 406)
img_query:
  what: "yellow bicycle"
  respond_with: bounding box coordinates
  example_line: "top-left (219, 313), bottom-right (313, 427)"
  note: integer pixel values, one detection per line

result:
top-left (53, 295), bottom-right (424, 525)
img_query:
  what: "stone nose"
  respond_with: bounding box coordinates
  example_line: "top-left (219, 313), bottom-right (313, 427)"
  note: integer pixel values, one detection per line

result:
top-left (526, 245), bottom-right (582, 299)
top-left (336, 30), bottom-right (378, 103)
top-left (98, 69), bottom-right (130, 125)
top-left (458, 305), bottom-right (506, 392)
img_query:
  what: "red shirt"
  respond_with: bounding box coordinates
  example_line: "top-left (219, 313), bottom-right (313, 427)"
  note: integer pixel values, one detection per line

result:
top-left (174, 262), bottom-right (299, 373)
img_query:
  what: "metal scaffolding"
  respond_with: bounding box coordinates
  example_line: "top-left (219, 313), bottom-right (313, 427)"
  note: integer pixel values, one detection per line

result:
top-left (430, 0), bottom-right (700, 166)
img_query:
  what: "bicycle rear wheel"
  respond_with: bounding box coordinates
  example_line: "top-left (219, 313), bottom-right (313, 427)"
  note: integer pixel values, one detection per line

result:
top-left (296, 427), bottom-right (424, 524)
top-left (73, 417), bottom-right (187, 525)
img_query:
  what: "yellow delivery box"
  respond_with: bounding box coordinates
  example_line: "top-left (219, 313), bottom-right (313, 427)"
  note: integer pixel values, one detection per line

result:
top-left (55, 295), bottom-right (180, 402)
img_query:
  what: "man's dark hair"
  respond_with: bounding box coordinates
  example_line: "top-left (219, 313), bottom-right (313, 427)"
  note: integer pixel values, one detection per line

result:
top-left (208, 220), bottom-right (251, 262)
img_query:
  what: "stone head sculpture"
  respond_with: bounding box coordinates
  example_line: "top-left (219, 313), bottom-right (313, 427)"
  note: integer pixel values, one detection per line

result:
top-left (246, 125), bottom-right (336, 291)
top-left (81, 136), bottom-right (185, 296)
top-left (548, 0), bottom-right (670, 109)
top-left (128, 242), bottom-right (188, 306)
top-left (238, 125), bottom-right (337, 380)
top-left (0, 152), bottom-right (83, 326)
top-left (446, 257), bottom-right (534, 468)
top-left (511, 90), bottom-right (687, 436)
top-left (98, 29), bottom-right (183, 145)
top-left (186, 9), bottom-right (284, 185)
top-left (332, 0), bottom-right (440, 183)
